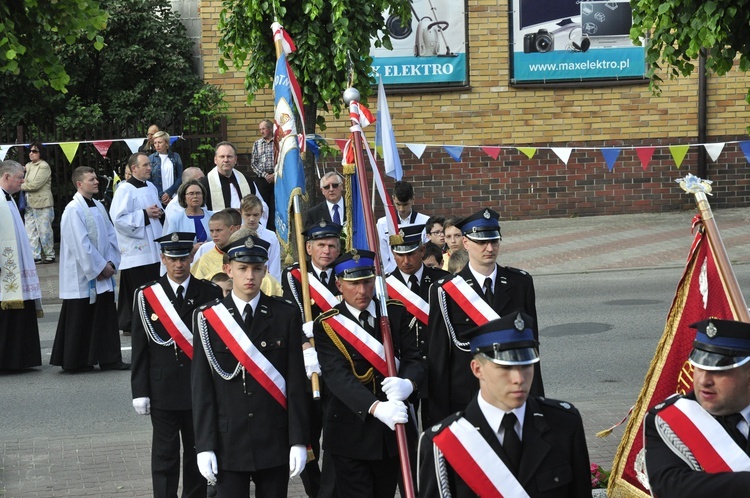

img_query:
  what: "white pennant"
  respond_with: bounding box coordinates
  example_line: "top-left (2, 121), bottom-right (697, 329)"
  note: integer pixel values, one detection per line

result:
top-left (406, 143), bottom-right (427, 159)
top-left (551, 147), bottom-right (573, 165)
top-left (703, 143), bottom-right (725, 163)
top-left (0, 145), bottom-right (10, 161)
top-left (123, 138), bottom-right (143, 153)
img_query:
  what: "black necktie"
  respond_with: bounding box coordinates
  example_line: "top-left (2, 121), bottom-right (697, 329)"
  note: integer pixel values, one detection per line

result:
top-left (243, 303), bottom-right (254, 330)
top-left (720, 413), bottom-right (747, 449)
top-left (483, 277), bottom-right (494, 304)
top-left (359, 310), bottom-right (373, 334)
top-left (409, 274), bottom-right (420, 295)
top-left (320, 271), bottom-right (328, 286)
top-left (332, 204), bottom-right (341, 225)
top-left (501, 412), bottom-right (522, 472)
top-left (175, 285), bottom-right (184, 308)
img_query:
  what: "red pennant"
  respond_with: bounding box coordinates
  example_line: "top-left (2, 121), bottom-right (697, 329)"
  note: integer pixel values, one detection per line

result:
top-left (636, 147), bottom-right (655, 171)
top-left (93, 140), bottom-right (113, 158)
top-left (334, 139), bottom-right (349, 152)
top-left (481, 146), bottom-right (501, 160)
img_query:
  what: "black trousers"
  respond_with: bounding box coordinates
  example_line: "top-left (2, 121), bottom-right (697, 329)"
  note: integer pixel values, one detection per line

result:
top-left (215, 465), bottom-right (288, 498)
top-left (118, 262), bottom-right (160, 332)
top-left (330, 454), bottom-right (399, 498)
top-left (150, 407), bottom-right (205, 498)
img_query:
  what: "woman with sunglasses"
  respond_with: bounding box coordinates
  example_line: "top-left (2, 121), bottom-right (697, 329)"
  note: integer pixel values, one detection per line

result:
top-left (22, 142), bottom-right (55, 264)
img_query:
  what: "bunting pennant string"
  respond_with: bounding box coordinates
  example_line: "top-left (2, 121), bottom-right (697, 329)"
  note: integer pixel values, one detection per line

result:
top-left (551, 147), bottom-right (572, 165)
top-left (601, 148), bottom-right (621, 172)
top-left (93, 140), bottom-right (113, 158)
top-left (406, 143), bottom-right (426, 159)
top-left (636, 147), bottom-right (655, 171)
top-left (518, 147), bottom-right (537, 159)
top-left (443, 145), bottom-right (464, 162)
top-left (481, 146), bottom-right (502, 160)
top-left (704, 143), bottom-right (725, 163)
top-left (1, 137), bottom-right (748, 171)
top-left (669, 145), bottom-right (689, 168)
top-left (59, 142), bottom-right (80, 164)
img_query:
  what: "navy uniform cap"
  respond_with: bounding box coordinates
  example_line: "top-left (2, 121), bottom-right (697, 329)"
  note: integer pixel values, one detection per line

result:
top-left (456, 208), bottom-right (502, 241)
top-left (303, 219), bottom-right (343, 240)
top-left (223, 235), bottom-right (270, 264)
top-left (155, 232), bottom-right (195, 258)
top-left (465, 312), bottom-right (539, 366)
top-left (331, 249), bottom-right (376, 281)
top-left (689, 318), bottom-right (750, 371)
top-left (391, 224), bottom-right (425, 254)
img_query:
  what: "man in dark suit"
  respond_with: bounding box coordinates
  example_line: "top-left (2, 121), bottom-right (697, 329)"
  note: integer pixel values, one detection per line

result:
top-left (313, 249), bottom-right (424, 498)
top-left (304, 172), bottom-right (346, 229)
top-left (281, 220), bottom-right (343, 498)
top-left (426, 208), bottom-right (542, 426)
top-left (192, 234), bottom-right (309, 498)
top-left (385, 223), bottom-right (448, 427)
top-left (644, 318), bottom-right (750, 497)
top-left (418, 313), bottom-right (591, 498)
top-left (131, 232), bottom-right (223, 498)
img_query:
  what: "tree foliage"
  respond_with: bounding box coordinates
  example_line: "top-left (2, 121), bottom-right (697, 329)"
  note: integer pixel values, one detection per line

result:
top-left (217, 0), bottom-right (411, 132)
top-left (1, 0), bottom-right (225, 134)
top-left (631, 0), bottom-right (750, 95)
top-left (0, 0), bottom-right (108, 92)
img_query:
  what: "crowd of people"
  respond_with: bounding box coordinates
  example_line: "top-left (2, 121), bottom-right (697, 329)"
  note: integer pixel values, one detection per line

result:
top-left (1, 122), bottom-right (749, 497)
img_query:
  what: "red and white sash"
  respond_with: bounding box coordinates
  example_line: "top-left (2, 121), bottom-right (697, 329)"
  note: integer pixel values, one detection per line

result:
top-left (386, 275), bottom-right (429, 325)
top-left (432, 417), bottom-right (530, 498)
top-left (291, 268), bottom-right (339, 312)
top-left (654, 397), bottom-right (750, 472)
top-left (142, 283), bottom-right (194, 359)
top-left (323, 314), bottom-right (399, 376)
top-left (201, 303), bottom-right (287, 409)
top-left (441, 276), bottom-right (500, 326)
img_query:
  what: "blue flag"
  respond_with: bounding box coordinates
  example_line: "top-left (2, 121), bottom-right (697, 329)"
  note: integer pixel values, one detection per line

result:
top-left (347, 165), bottom-right (369, 251)
top-left (273, 52), bottom-right (306, 249)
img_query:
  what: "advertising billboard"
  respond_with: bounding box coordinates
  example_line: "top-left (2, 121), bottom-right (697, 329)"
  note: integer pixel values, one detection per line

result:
top-left (511, 0), bottom-right (647, 84)
top-left (370, 0), bottom-right (468, 88)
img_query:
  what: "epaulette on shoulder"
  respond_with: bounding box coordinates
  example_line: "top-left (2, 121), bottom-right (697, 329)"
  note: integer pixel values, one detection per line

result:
top-left (270, 295), bottom-right (297, 307)
top-left (198, 298), bottom-right (221, 312)
top-left (386, 298), bottom-right (405, 307)
top-left (425, 411), bottom-right (464, 436)
top-left (649, 393), bottom-right (684, 414)
top-left (436, 273), bottom-right (458, 286)
top-left (203, 280), bottom-right (221, 290)
top-left (536, 396), bottom-right (580, 414)
top-left (505, 266), bottom-right (531, 277)
top-left (316, 308), bottom-right (340, 322)
top-left (137, 280), bottom-right (159, 292)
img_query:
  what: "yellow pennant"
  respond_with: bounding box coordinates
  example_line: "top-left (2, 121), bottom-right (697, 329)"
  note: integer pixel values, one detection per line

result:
top-left (669, 145), bottom-right (689, 168)
top-left (59, 142), bottom-right (80, 164)
top-left (517, 147), bottom-right (536, 159)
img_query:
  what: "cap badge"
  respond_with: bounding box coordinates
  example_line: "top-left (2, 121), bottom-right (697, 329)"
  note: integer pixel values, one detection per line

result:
top-left (706, 322), bottom-right (717, 338)
top-left (514, 314), bottom-right (525, 331)
top-left (244, 238), bottom-right (254, 248)
top-left (171, 233), bottom-right (179, 242)
top-left (483, 209), bottom-right (491, 219)
top-left (319, 220), bottom-right (327, 227)
top-left (352, 253), bottom-right (361, 262)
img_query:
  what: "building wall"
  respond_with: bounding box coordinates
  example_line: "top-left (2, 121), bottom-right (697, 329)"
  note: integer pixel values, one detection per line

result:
top-left (199, 0), bottom-right (750, 219)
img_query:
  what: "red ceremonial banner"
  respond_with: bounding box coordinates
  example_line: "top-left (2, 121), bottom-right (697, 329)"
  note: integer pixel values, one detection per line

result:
top-left (608, 215), bottom-right (739, 497)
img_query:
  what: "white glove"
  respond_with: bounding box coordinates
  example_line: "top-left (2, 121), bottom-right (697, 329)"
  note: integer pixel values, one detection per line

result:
top-left (302, 320), bottom-right (314, 339)
top-left (289, 444), bottom-right (307, 477)
top-left (372, 400), bottom-right (408, 430)
top-left (132, 397), bottom-right (151, 415)
top-left (303, 347), bottom-right (322, 379)
top-left (381, 377), bottom-right (414, 402)
top-left (197, 451), bottom-right (218, 484)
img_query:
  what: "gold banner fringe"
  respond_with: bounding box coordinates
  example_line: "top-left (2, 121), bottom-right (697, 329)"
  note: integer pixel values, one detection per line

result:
top-left (279, 187), bottom-right (306, 267)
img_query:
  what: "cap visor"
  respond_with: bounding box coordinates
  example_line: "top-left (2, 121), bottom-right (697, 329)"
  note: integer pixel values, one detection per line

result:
top-left (391, 244), bottom-right (421, 254)
top-left (479, 347), bottom-right (539, 366)
top-left (162, 250), bottom-right (192, 258)
top-left (338, 268), bottom-right (376, 281)
top-left (465, 230), bottom-right (501, 241)
top-left (689, 349), bottom-right (750, 371)
top-left (229, 255), bottom-right (268, 264)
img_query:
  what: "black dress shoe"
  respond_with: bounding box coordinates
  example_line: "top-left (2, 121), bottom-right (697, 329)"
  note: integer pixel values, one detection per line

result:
top-left (62, 365), bottom-right (95, 373)
top-left (99, 361), bottom-right (131, 371)
top-left (207, 483), bottom-right (217, 497)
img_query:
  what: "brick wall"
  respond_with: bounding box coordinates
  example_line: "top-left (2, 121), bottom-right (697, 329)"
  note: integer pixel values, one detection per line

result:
top-left (199, 0), bottom-right (750, 220)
